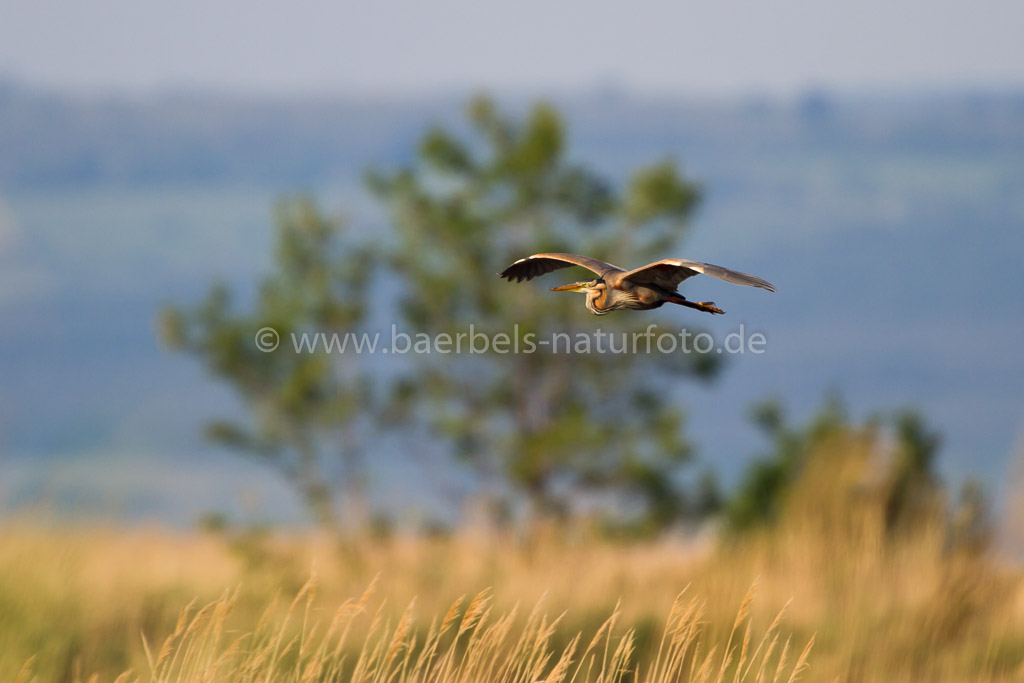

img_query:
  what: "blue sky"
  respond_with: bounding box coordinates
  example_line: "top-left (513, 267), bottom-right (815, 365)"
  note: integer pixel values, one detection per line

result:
top-left (2, 0), bottom-right (1022, 95)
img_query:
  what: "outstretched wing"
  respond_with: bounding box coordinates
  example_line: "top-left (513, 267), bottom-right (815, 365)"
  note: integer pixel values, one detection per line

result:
top-left (499, 253), bottom-right (624, 283)
top-left (620, 259), bottom-right (777, 292)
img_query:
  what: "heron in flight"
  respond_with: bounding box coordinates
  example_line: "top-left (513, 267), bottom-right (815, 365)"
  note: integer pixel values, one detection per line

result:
top-left (499, 253), bottom-right (776, 315)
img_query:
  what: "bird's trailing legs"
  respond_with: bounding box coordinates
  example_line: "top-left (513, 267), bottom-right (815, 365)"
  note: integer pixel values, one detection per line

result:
top-left (667, 295), bottom-right (724, 315)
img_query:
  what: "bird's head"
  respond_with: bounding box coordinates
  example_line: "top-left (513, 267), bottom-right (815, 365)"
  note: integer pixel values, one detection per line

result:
top-left (550, 279), bottom-right (603, 294)
top-left (550, 279), bottom-right (614, 315)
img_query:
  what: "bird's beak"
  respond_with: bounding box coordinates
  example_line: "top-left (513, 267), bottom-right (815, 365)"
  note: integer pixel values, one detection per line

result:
top-left (550, 281), bottom-right (590, 292)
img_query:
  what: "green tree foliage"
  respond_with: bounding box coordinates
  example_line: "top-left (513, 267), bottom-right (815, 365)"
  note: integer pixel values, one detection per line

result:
top-left (369, 96), bottom-right (716, 527)
top-left (159, 198), bottom-right (374, 530)
top-left (885, 410), bottom-right (943, 533)
top-left (724, 397), bottom-right (987, 551)
top-left (725, 396), bottom-right (847, 531)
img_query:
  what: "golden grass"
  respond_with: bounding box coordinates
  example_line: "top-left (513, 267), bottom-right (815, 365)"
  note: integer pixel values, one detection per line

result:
top-left (2, 432), bottom-right (1022, 681)
top-left (0, 518), bottom-right (1021, 682)
top-left (15, 563), bottom-right (811, 683)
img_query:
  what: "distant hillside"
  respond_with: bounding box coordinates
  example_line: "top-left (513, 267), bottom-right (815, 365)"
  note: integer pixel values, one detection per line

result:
top-left (0, 81), bottom-right (456, 188)
top-left (2, 80), bottom-right (1023, 190)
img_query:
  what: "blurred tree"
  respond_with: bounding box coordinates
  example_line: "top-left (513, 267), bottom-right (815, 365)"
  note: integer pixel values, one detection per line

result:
top-left (725, 396), bottom-right (847, 532)
top-left (885, 410), bottom-right (943, 534)
top-left (949, 477), bottom-right (992, 554)
top-left (725, 397), bottom-right (956, 543)
top-left (369, 96), bottom-right (717, 529)
top-left (691, 469), bottom-right (725, 518)
top-left (159, 197), bottom-right (374, 531)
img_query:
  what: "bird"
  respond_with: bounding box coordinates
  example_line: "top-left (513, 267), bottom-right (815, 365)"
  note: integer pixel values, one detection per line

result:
top-left (499, 253), bottom-right (776, 315)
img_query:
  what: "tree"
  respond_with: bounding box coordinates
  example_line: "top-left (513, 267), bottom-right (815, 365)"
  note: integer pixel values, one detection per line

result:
top-left (725, 396), bottom-right (847, 531)
top-left (885, 410), bottom-right (943, 534)
top-left (725, 396), bottom-right (950, 540)
top-left (369, 96), bottom-right (718, 529)
top-left (159, 197), bottom-right (375, 531)
top-left (163, 98), bottom-right (723, 533)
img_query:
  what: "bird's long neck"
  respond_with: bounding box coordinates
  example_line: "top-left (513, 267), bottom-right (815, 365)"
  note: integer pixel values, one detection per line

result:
top-left (585, 288), bottom-right (612, 316)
